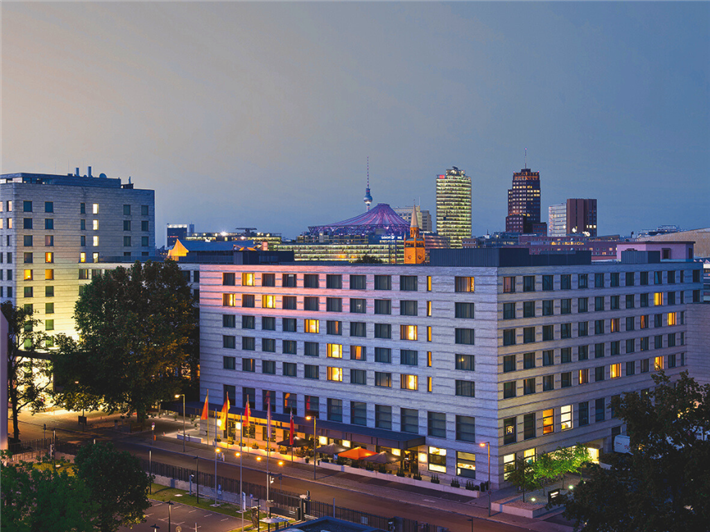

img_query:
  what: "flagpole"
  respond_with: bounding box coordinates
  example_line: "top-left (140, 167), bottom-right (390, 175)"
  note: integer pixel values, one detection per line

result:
top-left (266, 396), bottom-right (271, 503)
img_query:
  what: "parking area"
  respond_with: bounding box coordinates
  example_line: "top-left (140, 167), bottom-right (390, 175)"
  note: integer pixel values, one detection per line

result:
top-left (121, 500), bottom-right (245, 532)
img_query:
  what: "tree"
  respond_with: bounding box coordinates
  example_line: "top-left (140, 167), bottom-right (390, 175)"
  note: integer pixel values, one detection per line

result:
top-left (54, 260), bottom-right (197, 426)
top-left (353, 254), bottom-right (383, 263)
top-left (1, 455), bottom-right (97, 532)
top-left (506, 455), bottom-right (540, 502)
top-left (560, 371), bottom-right (710, 531)
top-left (2, 302), bottom-right (54, 442)
top-left (533, 444), bottom-right (590, 494)
top-left (74, 442), bottom-right (151, 532)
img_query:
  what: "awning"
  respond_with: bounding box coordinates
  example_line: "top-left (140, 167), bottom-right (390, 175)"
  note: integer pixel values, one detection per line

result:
top-left (338, 447), bottom-right (377, 460)
top-left (363, 451), bottom-right (401, 464)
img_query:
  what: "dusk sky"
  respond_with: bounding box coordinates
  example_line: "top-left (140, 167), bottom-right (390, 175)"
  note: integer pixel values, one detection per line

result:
top-left (3, 2), bottom-right (709, 246)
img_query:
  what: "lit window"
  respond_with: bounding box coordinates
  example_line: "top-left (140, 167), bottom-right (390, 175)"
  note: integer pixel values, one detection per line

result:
top-left (579, 368), bottom-right (589, 384)
top-left (44, 252), bottom-right (54, 264)
top-left (92, 203), bottom-right (99, 214)
top-left (610, 363), bottom-right (621, 379)
top-left (610, 318), bottom-right (620, 333)
top-left (92, 236), bottom-right (99, 246)
top-left (654, 356), bottom-right (664, 371)
top-left (667, 312), bottom-right (677, 326)
top-left (428, 447), bottom-right (447, 473)
top-left (24, 269), bottom-right (33, 281)
top-left (222, 294), bottom-right (236, 307)
top-left (543, 409), bottom-right (554, 434)
top-left (427, 276), bottom-right (432, 291)
top-left (427, 376), bottom-right (433, 392)
top-left (45, 269), bottom-right (54, 280)
top-left (427, 326), bottom-right (432, 342)
top-left (92, 252), bottom-right (99, 263)
top-left (654, 292), bottom-right (664, 306)
top-left (400, 325), bottom-right (418, 341)
top-left (401, 374), bottom-right (418, 391)
top-left (427, 301), bottom-right (432, 317)
top-left (327, 344), bottom-right (342, 358)
top-left (80, 253), bottom-right (86, 263)
top-left (242, 273), bottom-right (255, 286)
top-left (455, 276), bottom-right (475, 292)
top-left (304, 319), bottom-right (319, 333)
top-left (262, 295), bottom-right (276, 309)
top-left (327, 367), bottom-right (343, 382)
top-left (561, 405), bottom-right (572, 431)
top-left (93, 219), bottom-right (99, 230)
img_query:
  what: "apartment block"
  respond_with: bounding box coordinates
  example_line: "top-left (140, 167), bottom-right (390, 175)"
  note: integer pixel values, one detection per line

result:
top-left (197, 247), bottom-right (703, 488)
top-left (0, 170), bottom-right (155, 337)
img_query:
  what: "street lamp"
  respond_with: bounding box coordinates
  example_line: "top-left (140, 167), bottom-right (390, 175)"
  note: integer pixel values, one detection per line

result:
top-left (214, 447), bottom-right (220, 504)
top-left (306, 415), bottom-right (317, 480)
top-left (236, 420), bottom-right (244, 532)
top-left (151, 525), bottom-right (159, 532)
top-left (167, 500), bottom-right (174, 532)
top-left (194, 456), bottom-right (200, 503)
top-left (175, 394), bottom-right (186, 452)
top-left (479, 441), bottom-right (491, 516)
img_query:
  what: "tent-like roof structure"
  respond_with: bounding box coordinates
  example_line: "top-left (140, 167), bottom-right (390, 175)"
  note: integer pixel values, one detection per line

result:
top-left (308, 203), bottom-right (409, 237)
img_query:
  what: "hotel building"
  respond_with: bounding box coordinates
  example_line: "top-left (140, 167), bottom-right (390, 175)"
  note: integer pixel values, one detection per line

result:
top-left (0, 170), bottom-right (155, 337)
top-left (197, 247), bottom-right (703, 488)
top-left (506, 168), bottom-right (545, 235)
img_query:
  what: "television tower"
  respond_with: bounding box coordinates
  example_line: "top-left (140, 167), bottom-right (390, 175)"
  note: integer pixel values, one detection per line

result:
top-left (364, 157), bottom-right (373, 211)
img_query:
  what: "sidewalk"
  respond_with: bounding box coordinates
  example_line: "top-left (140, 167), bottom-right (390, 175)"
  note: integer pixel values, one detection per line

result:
top-left (131, 425), bottom-right (575, 532)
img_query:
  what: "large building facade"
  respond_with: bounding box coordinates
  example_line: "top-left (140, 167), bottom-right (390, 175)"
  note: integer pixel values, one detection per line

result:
top-left (197, 248), bottom-right (703, 488)
top-left (0, 170), bottom-right (155, 337)
top-left (435, 168), bottom-right (471, 249)
top-left (548, 203), bottom-right (566, 237)
top-left (566, 198), bottom-right (597, 237)
top-left (506, 168), bottom-right (545, 234)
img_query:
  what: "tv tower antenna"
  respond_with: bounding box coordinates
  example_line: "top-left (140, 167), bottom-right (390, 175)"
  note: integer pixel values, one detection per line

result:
top-left (524, 148), bottom-right (527, 169)
top-left (364, 156), bottom-right (373, 211)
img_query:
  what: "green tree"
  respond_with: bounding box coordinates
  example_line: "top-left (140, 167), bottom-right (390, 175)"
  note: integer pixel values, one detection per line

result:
top-left (353, 254), bottom-right (383, 263)
top-left (533, 444), bottom-right (590, 494)
top-left (561, 371), bottom-right (710, 531)
top-left (54, 260), bottom-right (197, 425)
top-left (1, 456), bottom-right (97, 532)
top-left (74, 442), bottom-right (151, 532)
top-left (2, 302), bottom-right (54, 442)
top-left (506, 455), bottom-right (540, 502)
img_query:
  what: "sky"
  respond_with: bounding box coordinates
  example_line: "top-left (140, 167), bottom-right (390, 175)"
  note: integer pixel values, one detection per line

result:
top-left (3, 2), bottom-right (709, 246)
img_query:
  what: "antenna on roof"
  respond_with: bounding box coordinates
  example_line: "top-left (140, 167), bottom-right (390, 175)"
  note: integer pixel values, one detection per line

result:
top-left (524, 147), bottom-right (527, 169)
top-left (364, 156), bottom-right (373, 211)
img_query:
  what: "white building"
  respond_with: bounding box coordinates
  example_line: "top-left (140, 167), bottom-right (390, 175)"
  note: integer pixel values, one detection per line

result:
top-left (196, 247), bottom-right (704, 488)
top-left (394, 207), bottom-right (433, 233)
top-left (0, 169), bottom-right (155, 338)
top-left (548, 203), bottom-right (566, 237)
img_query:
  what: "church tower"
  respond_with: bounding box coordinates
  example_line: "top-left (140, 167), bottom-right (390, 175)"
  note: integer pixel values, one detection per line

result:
top-left (404, 205), bottom-right (426, 264)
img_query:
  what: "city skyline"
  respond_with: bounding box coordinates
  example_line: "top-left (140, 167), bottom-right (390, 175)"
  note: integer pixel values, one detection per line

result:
top-left (3, 2), bottom-right (708, 246)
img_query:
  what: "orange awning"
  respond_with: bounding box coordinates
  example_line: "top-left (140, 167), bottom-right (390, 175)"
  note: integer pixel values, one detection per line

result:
top-left (338, 446), bottom-right (377, 460)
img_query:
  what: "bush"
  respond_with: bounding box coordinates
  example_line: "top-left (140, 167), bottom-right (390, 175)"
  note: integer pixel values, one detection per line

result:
top-left (451, 478), bottom-right (460, 488)
top-left (413, 473), bottom-right (422, 481)
top-left (396, 470), bottom-right (405, 477)
top-left (465, 480), bottom-right (476, 491)
top-left (251, 443), bottom-right (259, 450)
top-left (431, 474), bottom-right (440, 484)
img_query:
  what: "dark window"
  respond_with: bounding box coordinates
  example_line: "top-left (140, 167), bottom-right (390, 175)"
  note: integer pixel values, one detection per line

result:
top-left (400, 300), bottom-right (418, 316)
top-left (560, 275), bottom-right (572, 290)
top-left (561, 372), bottom-right (572, 387)
top-left (350, 275), bottom-right (366, 290)
top-left (400, 276), bottom-right (418, 291)
top-left (374, 299), bottom-right (391, 315)
top-left (375, 372), bottom-right (392, 387)
top-left (523, 301), bottom-right (535, 318)
top-left (578, 274), bottom-right (588, 289)
top-left (595, 273), bottom-right (605, 288)
top-left (523, 413), bottom-right (535, 440)
top-left (262, 273), bottom-right (275, 287)
top-left (242, 358), bottom-right (255, 372)
top-left (375, 347), bottom-right (391, 363)
top-left (262, 361), bottom-right (276, 374)
top-left (350, 298), bottom-right (366, 313)
top-left (543, 350), bottom-right (554, 366)
top-left (427, 411), bottom-right (446, 438)
top-left (241, 315), bottom-right (256, 329)
top-left (543, 375), bottom-right (554, 391)
top-left (223, 335), bottom-right (236, 349)
top-left (400, 350), bottom-right (418, 366)
top-left (374, 275), bottom-right (392, 290)
top-left (560, 323), bottom-right (572, 339)
top-left (455, 302), bottom-right (475, 319)
top-left (326, 274), bottom-right (342, 289)
top-left (326, 320), bottom-right (342, 335)
top-left (283, 318), bottom-right (297, 332)
top-left (223, 273), bottom-right (235, 286)
top-left (282, 274), bottom-right (297, 287)
top-left (561, 299), bottom-right (572, 315)
top-left (351, 402), bottom-right (367, 425)
top-left (578, 297), bottom-right (588, 313)
top-left (523, 378), bottom-right (536, 395)
top-left (503, 382), bottom-right (516, 398)
top-left (595, 320), bottom-right (605, 335)
top-left (327, 399), bottom-right (343, 422)
top-left (375, 405), bottom-right (392, 429)
top-left (542, 300), bottom-right (554, 316)
top-left (640, 271), bottom-right (649, 285)
top-left (654, 271), bottom-right (662, 285)
top-left (503, 355), bottom-right (516, 372)
top-left (655, 314), bottom-right (663, 328)
top-left (523, 276), bottom-right (535, 292)
top-left (242, 337), bottom-right (255, 351)
top-left (24, 235), bottom-right (33, 247)
top-left (504, 418), bottom-right (516, 444)
top-left (262, 338), bottom-right (276, 352)
top-left (304, 296), bottom-right (319, 311)
top-left (626, 272), bottom-right (635, 286)
top-left (350, 322), bottom-right (366, 337)
top-left (456, 415), bottom-right (476, 442)
top-left (610, 296), bottom-right (620, 310)
top-left (455, 328), bottom-right (475, 345)
top-left (523, 352), bottom-right (535, 369)
top-left (626, 361), bottom-right (635, 376)
top-left (242, 295), bottom-right (255, 308)
top-left (304, 365), bottom-right (319, 380)
top-left (350, 369), bottom-right (366, 385)
top-left (374, 323), bottom-right (391, 339)
top-left (561, 347), bottom-right (572, 363)
top-left (503, 303), bottom-right (516, 320)
top-left (542, 325), bottom-right (554, 341)
top-left (455, 381), bottom-right (475, 397)
top-left (503, 329), bottom-right (516, 346)
top-left (578, 321), bottom-right (589, 337)
top-left (579, 402), bottom-right (589, 426)
top-left (401, 408), bottom-right (419, 433)
top-left (225, 356), bottom-right (236, 372)
top-left (304, 274), bottom-right (319, 288)
top-left (45, 219), bottom-right (54, 230)
top-left (283, 340), bottom-right (297, 355)
top-left (610, 273), bottom-right (620, 287)
top-left (542, 275), bottom-right (553, 291)
top-left (595, 398), bottom-right (605, 422)
top-left (626, 339), bottom-right (635, 353)
top-left (283, 296), bottom-right (297, 310)
top-left (304, 342), bottom-right (319, 357)
top-left (579, 345), bottom-right (589, 361)
top-left (595, 366), bottom-right (605, 382)
top-left (262, 317), bottom-right (276, 330)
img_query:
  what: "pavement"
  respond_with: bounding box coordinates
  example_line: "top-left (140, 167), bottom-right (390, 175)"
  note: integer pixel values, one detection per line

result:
top-left (122, 500), bottom-right (244, 532)
top-left (11, 409), bottom-right (577, 532)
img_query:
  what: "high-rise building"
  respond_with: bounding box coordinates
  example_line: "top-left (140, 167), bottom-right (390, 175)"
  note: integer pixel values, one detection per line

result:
top-left (548, 203), bottom-right (567, 237)
top-left (167, 223), bottom-right (194, 248)
top-left (506, 168), bottom-right (545, 234)
top-left (0, 169), bottom-right (155, 337)
top-left (566, 199), bottom-right (597, 237)
top-left (436, 167), bottom-right (471, 248)
top-left (394, 207), bottom-right (433, 233)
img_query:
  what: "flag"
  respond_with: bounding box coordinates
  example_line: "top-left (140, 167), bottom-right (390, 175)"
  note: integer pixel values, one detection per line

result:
top-left (201, 391), bottom-right (209, 420)
top-left (289, 412), bottom-right (294, 446)
top-left (267, 395), bottom-right (272, 440)
top-left (244, 396), bottom-right (251, 427)
top-left (221, 395), bottom-right (230, 428)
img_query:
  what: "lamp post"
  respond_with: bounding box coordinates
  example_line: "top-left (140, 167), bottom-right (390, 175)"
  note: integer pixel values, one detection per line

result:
top-left (306, 415), bottom-right (317, 480)
top-left (214, 447), bottom-right (220, 504)
top-left (151, 525), bottom-right (159, 532)
top-left (194, 456), bottom-right (200, 503)
top-left (167, 500), bottom-right (174, 532)
top-left (479, 441), bottom-right (491, 516)
top-left (236, 420), bottom-right (244, 532)
top-left (175, 394), bottom-right (186, 452)
top-left (149, 450), bottom-right (152, 494)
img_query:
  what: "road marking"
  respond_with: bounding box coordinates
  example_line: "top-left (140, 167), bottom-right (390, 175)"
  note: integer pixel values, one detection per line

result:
top-left (221, 518), bottom-right (228, 521)
top-left (188, 510), bottom-right (196, 513)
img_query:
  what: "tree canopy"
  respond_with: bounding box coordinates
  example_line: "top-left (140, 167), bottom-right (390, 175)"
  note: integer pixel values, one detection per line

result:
top-left (54, 260), bottom-right (197, 424)
top-left (561, 371), bottom-right (710, 532)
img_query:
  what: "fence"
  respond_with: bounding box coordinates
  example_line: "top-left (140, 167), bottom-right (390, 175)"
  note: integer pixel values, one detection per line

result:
top-left (143, 458), bottom-right (439, 532)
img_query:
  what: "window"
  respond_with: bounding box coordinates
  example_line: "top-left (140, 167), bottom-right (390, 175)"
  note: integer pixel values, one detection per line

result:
top-left (350, 322), bottom-right (366, 337)
top-left (283, 296), bottom-right (297, 310)
top-left (595, 366), bottom-right (605, 382)
top-left (24, 253), bottom-right (33, 264)
top-left (304, 274), bottom-right (319, 288)
top-left (282, 273), bottom-right (297, 287)
top-left (242, 294), bottom-right (255, 308)
top-left (262, 338), bottom-right (276, 352)
top-left (304, 319), bottom-right (319, 333)
top-left (654, 356), bottom-right (664, 371)
top-left (561, 347), bottom-right (572, 363)
top-left (259, 360), bottom-right (275, 375)
top-left (595, 320), bottom-right (604, 335)
top-left (578, 321), bottom-right (589, 337)
top-left (523, 352), bottom-right (535, 369)
top-left (24, 287), bottom-right (33, 298)
top-left (542, 325), bottom-right (554, 341)
top-left (93, 219), bottom-right (99, 231)
top-left (45, 320), bottom-right (54, 332)
top-left (595, 273), bottom-right (605, 288)
top-left (242, 337), bottom-right (255, 351)
top-left (350, 369), bottom-right (366, 385)
top-left (45, 286), bottom-right (54, 297)
top-left (503, 276), bottom-right (515, 293)
top-left (223, 273), bottom-right (235, 286)
top-left (575, 345), bottom-right (587, 361)
top-left (261, 316), bottom-right (275, 331)
top-left (24, 235), bottom-right (33, 247)
top-left (326, 274), bottom-right (342, 289)
top-left (523, 276), bottom-right (535, 292)
top-left (668, 292), bottom-right (676, 306)
top-left (374, 275), bottom-right (391, 290)
top-left (626, 339), bottom-right (635, 354)
top-left (523, 301), bottom-right (535, 318)
top-left (304, 365), bottom-right (319, 380)
top-left (223, 335), bottom-right (236, 349)
top-left (560, 323), bottom-right (572, 339)
top-left (579, 368), bottom-right (589, 385)
top-left (640, 293), bottom-right (649, 308)
top-left (455, 276), bottom-right (475, 292)
top-left (503, 303), bottom-right (516, 320)
top-left (23, 201), bottom-right (32, 212)
top-left (641, 337), bottom-right (650, 351)
top-left (375, 371), bottom-right (392, 388)
top-left (242, 358), bottom-right (255, 372)
top-left (503, 329), bottom-right (516, 346)
top-left (400, 374), bottom-right (418, 390)
top-left (328, 399), bottom-right (343, 422)
top-left (610, 363), bottom-right (621, 379)
top-left (504, 381), bottom-right (516, 399)
top-left (542, 300), bottom-right (554, 316)
top-left (262, 295), bottom-right (277, 309)
top-left (610, 272), bottom-right (620, 287)
top-left (611, 341), bottom-right (620, 356)
top-left (400, 300), bottom-right (418, 316)
top-left (561, 405), bottom-right (572, 430)
top-left (141, 220), bottom-right (149, 231)
top-left (542, 350), bottom-right (554, 366)
top-left (560, 299), bottom-right (572, 315)
top-left (374, 299), bottom-right (391, 315)
top-left (45, 218), bottom-right (54, 230)
top-left (374, 323), bottom-right (391, 339)
top-left (625, 316), bottom-right (635, 332)
top-left (242, 273), bottom-right (255, 286)
top-left (375, 347), bottom-right (391, 363)
top-left (561, 372), bottom-right (572, 388)
top-left (668, 333), bottom-right (676, 347)
top-left (349, 274), bottom-right (366, 290)
top-left (654, 271), bottom-right (663, 285)
top-left (45, 235), bottom-right (53, 247)
top-left (455, 302), bottom-right (475, 319)
top-left (523, 413), bottom-right (535, 440)
top-left (578, 274), bottom-right (588, 289)
top-left (349, 401), bottom-right (367, 426)
top-left (523, 378), bottom-right (536, 395)
top-left (543, 409), bottom-right (554, 434)
top-left (455, 328), bottom-right (475, 345)
top-left (560, 274), bottom-right (572, 290)
top-left (579, 402), bottom-right (589, 426)
top-left (668, 354), bottom-right (677, 368)
top-left (503, 355), bottom-right (516, 372)
top-left (304, 296), bottom-right (319, 311)
top-left (595, 398), bottom-right (605, 422)
top-left (350, 298), bottom-right (366, 313)
top-left (399, 349), bottom-right (417, 366)
top-left (427, 412), bottom-right (446, 438)
top-left (504, 417), bottom-right (516, 444)
top-left (456, 354), bottom-right (475, 371)
top-left (304, 342), bottom-right (319, 357)
top-left (654, 314), bottom-right (663, 328)
top-left (350, 345), bottom-right (366, 361)
top-left (400, 275), bottom-right (418, 291)
top-left (542, 275), bottom-right (554, 291)
top-left (455, 380), bottom-right (475, 397)
top-left (375, 405), bottom-right (392, 430)
top-left (327, 344), bottom-right (342, 358)
top-left (78, 269), bottom-right (89, 280)
top-left (400, 325), bottom-right (417, 341)
top-left (279, 317), bottom-right (296, 333)
top-left (223, 357), bottom-right (236, 370)
top-left (123, 236), bottom-right (132, 247)
top-left (283, 340), bottom-right (297, 355)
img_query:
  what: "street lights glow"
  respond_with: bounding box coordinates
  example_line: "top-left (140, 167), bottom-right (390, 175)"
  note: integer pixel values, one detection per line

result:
top-left (175, 393), bottom-right (186, 452)
top-left (306, 415), bottom-right (317, 480)
top-left (479, 441), bottom-right (491, 517)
